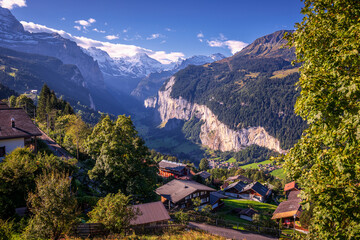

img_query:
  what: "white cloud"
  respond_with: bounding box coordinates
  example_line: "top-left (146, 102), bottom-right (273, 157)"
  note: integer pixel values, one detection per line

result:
top-left (19, 21), bottom-right (184, 64)
top-left (88, 18), bottom-right (96, 24)
top-left (147, 33), bottom-right (164, 40)
top-left (74, 18), bottom-right (96, 28)
top-left (208, 39), bottom-right (248, 54)
top-left (61, 17), bottom-right (66, 21)
top-left (123, 29), bottom-right (128, 33)
top-left (74, 26), bottom-right (81, 31)
top-left (197, 32), bottom-right (204, 38)
top-left (0, 0), bottom-right (26, 9)
top-left (93, 28), bottom-right (105, 33)
top-left (105, 35), bottom-right (119, 40)
top-left (165, 28), bottom-right (175, 32)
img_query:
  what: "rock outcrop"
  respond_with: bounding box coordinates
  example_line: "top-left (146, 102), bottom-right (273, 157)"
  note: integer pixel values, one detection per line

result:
top-left (146, 76), bottom-right (285, 153)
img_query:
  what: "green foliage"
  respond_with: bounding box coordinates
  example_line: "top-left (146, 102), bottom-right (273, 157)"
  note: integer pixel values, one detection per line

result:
top-left (192, 197), bottom-right (201, 211)
top-left (86, 115), bottom-right (157, 201)
top-left (23, 171), bottom-right (78, 240)
top-left (0, 83), bottom-right (17, 101)
top-left (0, 219), bottom-right (14, 240)
top-left (170, 54), bottom-right (306, 149)
top-left (37, 84), bottom-right (74, 123)
top-left (88, 191), bottom-right (139, 234)
top-left (181, 117), bottom-right (204, 144)
top-left (15, 95), bottom-right (35, 117)
top-left (174, 210), bottom-right (189, 224)
top-left (199, 158), bottom-right (209, 171)
top-left (0, 148), bottom-right (77, 218)
top-left (283, 1), bottom-right (360, 239)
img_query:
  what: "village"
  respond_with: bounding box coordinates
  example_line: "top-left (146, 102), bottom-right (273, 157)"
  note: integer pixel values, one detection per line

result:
top-left (0, 103), bottom-right (307, 239)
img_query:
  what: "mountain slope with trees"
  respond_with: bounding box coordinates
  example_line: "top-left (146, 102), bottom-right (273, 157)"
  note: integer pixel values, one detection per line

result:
top-left (167, 30), bottom-right (306, 149)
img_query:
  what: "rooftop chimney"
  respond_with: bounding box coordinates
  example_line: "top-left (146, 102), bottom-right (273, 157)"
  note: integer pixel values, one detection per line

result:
top-left (11, 118), bottom-right (15, 128)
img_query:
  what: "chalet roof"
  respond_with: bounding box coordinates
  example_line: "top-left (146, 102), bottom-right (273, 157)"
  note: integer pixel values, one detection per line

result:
top-left (284, 181), bottom-right (299, 192)
top-left (235, 208), bottom-right (258, 217)
top-left (223, 181), bottom-right (247, 192)
top-left (159, 160), bottom-right (187, 172)
top-left (240, 182), bottom-right (270, 197)
top-left (225, 175), bottom-right (252, 183)
top-left (130, 201), bottom-right (170, 225)
top-left (0, 108), bottom-right (41, 140)
top-left (195, 171), bottom-right (212, 179)
top-left (0, 102), bottom-right (9, 109)
top-left (156, 180), bottom-right (215, 203)
top-left (210, 191), bottom-right (228, 205)
top-left (288, 190), bottom-right (301, 200)
top-left (272, 198), bottom-right (302, 220)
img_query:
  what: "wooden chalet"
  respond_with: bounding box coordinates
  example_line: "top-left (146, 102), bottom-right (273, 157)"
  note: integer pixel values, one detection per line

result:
top-left (284, 181), bottom-right (299, 197)
top-left (130, 201), bottom-right (171, 227)
top-left (272, 190), bottom-right (302, 228)
top-left (209, 191), bottom-right (228, 211)
top-left (238, 182), bottom-right (272, 202)
top-left (0, 103), bottom-right (41, 159)
top-left (223, 181), bottom-right (271, 202)
top-left (195, 171), bottom-right (212, 180)
top-left (158, 160), bottom-right (190, 178)
top-left (233, 208), bottom-right (258, 221)
top-left (156, 180), bottom-right (215, 210)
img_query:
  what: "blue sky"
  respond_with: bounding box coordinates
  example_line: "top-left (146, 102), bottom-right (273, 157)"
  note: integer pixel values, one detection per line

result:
top-left (4, 0), bottom-right (303, 63)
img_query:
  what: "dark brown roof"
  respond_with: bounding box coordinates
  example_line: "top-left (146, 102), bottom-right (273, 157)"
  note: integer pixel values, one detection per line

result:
top-left (130, 201), bottom-right (170, 225)
top-left (195, 171), bottom-right (212, 179)
top-left (284, 181), bottom-right (299, 192)
top-left (272, 198), bottom-right (301, 219)
top-left (159, 160), bottom-right (187, 172)
top-left (235, 208), bottom-right (258, 217)
top-left (0, 108), bottom-right (41, 140)
top-left (0, 102), bottom-right (9, 109)
top-left (240, 182), bottom-right (270, 197)
top-left (156, 180), bottom-right (215, 203)
top-left (210, 191), bottom-right (228, 205)
top-left (223, 181), bottom-right (247, 192)
top-left (288, 190), bottom-right (301, 200)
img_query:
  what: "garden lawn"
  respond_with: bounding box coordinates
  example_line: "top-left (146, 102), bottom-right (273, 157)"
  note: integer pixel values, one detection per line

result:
top-left (223, 199), bottom-right (277, 214)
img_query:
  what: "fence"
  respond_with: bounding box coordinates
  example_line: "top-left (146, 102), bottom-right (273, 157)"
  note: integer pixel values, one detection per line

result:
top-left (188, 213), bottom-right (281, 237)
top-left (73, 223), bottom-right (108, 238)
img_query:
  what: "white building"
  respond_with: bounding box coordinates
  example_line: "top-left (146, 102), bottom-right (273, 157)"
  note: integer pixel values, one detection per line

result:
top-left (0, 102), bottom-right (41, 160)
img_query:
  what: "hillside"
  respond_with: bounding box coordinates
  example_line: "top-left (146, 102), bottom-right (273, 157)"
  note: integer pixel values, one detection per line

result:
top-left (0, 46), bottom-right (92, 107)
top-left (147, 30), bottom-right (306, 151)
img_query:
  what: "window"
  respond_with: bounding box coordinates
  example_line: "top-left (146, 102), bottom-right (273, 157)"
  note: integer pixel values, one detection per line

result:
top-left (0, 146), bottom-right (5, 157)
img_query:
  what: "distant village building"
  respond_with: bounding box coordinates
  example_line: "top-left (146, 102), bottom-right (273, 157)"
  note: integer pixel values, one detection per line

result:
top-left (225, 175), bottom-right (253, 183)
top-left (158, 160), bottom-right (190, 178)
top-left (223, 181), bottom-right (247, 198)
top-left (30, 90), bottom-right (38, 94)
top-left (195, 171), bottom-right (212, 180)
top-left (0, 103), bottom-right (41, 159)
top-left (130, 201), bottom-right (171, 227)
top-left (156, 180), bottom-right (215, 210)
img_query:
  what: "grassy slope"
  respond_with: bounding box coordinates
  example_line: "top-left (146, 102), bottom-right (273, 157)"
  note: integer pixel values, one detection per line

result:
top-left (223, 199), bottom-right (277, 213)
top-left (239, 160), bottom-right (273, 169)
top-left (270, 168), bottom-right (286, 179)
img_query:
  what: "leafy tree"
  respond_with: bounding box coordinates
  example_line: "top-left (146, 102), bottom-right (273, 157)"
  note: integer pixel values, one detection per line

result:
top-left (192, 197), bottom-right (201, 211)
top-left (37, 84), bottom-right (51, 122)
top-left (23, 171), bottom-right (78, 240)
top-left (0, 148), bottom-right (77, 218)
top-left (199, 158), bottom-right (209, 171)
top-left (15, 95), bottom-right (36, 117)
top-left (86, 115), bottom-right (157, 201)
top-left (88, 191), bottom-right (139, 235)
top-left (0, 219), bottom-right (14, 240)
top-left (8, 95), bottom-right (16, 108)
top-left (174, 210), bottom-right (189, 224)
top-left (283, 1), bottom-right (360, 239)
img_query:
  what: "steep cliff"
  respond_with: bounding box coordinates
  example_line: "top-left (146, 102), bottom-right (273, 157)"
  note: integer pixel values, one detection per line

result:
top-left (147, 77), bottom-right (285, 153)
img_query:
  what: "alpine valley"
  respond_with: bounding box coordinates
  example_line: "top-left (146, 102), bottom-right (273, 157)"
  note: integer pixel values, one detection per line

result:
top-left (0, 6), bottom-right (306, 164)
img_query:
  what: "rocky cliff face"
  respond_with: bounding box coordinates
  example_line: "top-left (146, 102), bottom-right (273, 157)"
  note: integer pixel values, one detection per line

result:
top-left (147, 76), bottom-right (285, 153)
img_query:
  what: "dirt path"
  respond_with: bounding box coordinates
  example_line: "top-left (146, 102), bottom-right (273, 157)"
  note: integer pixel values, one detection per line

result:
top-left (188, 222), bottom-right (278, 240)
top-left (38, 129), bottom-right (73, 159)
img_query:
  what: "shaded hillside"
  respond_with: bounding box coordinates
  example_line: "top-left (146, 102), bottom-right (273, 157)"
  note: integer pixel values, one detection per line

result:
top-left (0, 46), bottom-right (91, 106)
top-left (167, 31), bottom-right (305, 149)
top-left (0, 82), bottom-right (17, 99)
